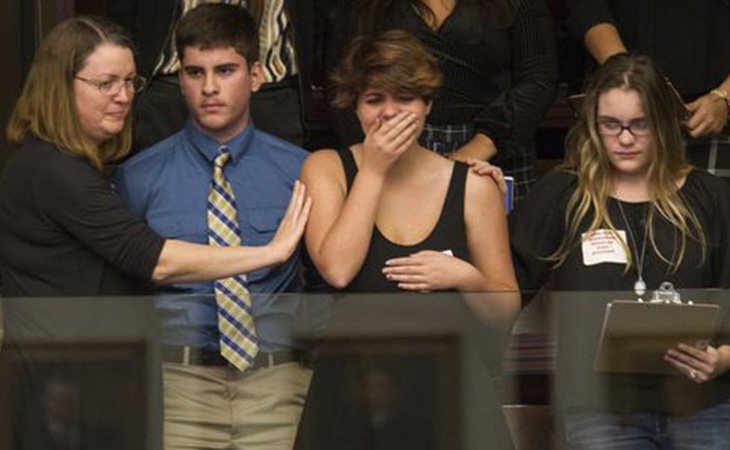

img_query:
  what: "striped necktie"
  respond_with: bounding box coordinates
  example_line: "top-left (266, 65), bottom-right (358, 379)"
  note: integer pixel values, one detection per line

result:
top-left (207, 147), bottom-right (258, 370)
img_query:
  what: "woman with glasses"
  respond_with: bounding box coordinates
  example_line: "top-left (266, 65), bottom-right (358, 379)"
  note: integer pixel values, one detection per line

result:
top-left (510, 53), bottom-right (730, 448)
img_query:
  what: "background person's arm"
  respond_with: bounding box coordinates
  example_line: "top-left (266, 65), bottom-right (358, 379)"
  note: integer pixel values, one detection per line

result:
top-left (583, 23), bottom-right (627, 64)
top-left (686, 73), bottom-right (730, 138)
top-left (452, 0), bottom-right (558, 167)
top-left (565, 0), bottom-right (626, 63)
top-left (449, 133), bottom-right (497, 162)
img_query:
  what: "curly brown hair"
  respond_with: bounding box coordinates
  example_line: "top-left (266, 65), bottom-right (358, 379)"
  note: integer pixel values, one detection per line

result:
top-left (332, 29), bottom-right (442, 109)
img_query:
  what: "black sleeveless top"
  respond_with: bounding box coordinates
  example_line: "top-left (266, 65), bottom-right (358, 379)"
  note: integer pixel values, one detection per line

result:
top-left (338, 148), bottom-right (470, 292)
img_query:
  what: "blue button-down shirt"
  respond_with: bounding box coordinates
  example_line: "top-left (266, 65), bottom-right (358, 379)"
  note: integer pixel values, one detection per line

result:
top-left (113, 122), bottom-right (307, 351)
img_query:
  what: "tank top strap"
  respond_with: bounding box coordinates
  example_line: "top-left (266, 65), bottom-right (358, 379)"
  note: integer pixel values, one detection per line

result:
top-left (336, 147), bottom-right (358, 192)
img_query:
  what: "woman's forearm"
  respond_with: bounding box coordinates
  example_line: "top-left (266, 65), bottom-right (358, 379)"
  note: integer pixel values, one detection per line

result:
top-left (449, 133), bottom-right (497, 162)
top-left (584, 23), bottom-right (627, 64)
top-left (152, 239), bottom-right (286, 284)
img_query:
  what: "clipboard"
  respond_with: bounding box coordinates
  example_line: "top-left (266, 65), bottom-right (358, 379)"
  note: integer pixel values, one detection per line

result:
top-left (593, 300), bottom-right (720, 375)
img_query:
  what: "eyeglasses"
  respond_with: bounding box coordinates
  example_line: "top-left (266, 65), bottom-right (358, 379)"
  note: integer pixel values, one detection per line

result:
top-left (75, 74), bottom-right (147, 95)
top-left (597, 118), bottom-right (651, 137)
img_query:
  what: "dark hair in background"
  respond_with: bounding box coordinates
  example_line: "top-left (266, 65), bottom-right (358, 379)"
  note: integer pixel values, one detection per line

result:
top-left (6, 16), bottom-right (135, 171)
top-left (175, 3), bottom-right (259, 66)
top-left (333, 29), bottom-right (442, 109)
top-left (353, 0), bottom-right (514, 39)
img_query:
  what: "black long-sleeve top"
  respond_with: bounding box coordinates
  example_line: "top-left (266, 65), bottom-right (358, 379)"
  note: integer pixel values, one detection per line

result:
top-left (0, 137), bottom-right (165, 297)
top-left (510, 170), bottom-right (730, 414)
top-left (326, 0), bottom-right (558, 162)
top-left (565, 0), bottom-right (730, 98)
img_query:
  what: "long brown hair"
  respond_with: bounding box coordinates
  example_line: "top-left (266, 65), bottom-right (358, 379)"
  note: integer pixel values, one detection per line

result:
top-left (6, 16), bottom-right (135, 171)
top-left (552, 53), bottom-right (704, 271)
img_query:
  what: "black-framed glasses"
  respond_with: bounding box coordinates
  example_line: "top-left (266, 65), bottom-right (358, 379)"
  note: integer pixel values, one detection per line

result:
top-left (75, 74), bottom-right (147, 95)
top-left (597, 118), bottom-right (651, 137)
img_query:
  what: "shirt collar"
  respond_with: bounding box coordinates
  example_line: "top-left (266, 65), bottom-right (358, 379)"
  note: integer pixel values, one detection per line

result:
top-left (185, 121), bottom-right (256, 164)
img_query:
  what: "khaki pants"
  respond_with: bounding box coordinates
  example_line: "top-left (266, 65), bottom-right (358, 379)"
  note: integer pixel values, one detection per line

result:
top-left (163, 362), bottom-right (312, 450)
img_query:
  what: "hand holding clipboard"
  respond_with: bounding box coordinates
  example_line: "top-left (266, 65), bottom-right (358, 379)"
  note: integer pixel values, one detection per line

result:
top-left (594, 284), bottom-right (721, 377)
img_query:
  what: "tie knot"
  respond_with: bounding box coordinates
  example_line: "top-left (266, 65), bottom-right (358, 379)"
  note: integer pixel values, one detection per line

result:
top-left (214, 148), bottom-right (231, 169)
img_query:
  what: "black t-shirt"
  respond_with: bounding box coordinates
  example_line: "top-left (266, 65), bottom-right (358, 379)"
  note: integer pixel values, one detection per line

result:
top-left (0, 137), bottom-right (165, 297)
top-left (510, 169), bottom-right (730, 414)
top-left (511, 170), bottom-right (730, 293)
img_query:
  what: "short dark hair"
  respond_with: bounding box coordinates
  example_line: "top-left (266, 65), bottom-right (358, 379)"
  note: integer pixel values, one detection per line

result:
top-left (333, 30), bottom-right (442, 109)
top-left (175, 3), bottom-right (259, 66)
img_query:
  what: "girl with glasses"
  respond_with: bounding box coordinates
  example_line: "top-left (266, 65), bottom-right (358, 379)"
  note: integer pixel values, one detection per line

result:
top-left (510, 53), bottom-right (730, 449)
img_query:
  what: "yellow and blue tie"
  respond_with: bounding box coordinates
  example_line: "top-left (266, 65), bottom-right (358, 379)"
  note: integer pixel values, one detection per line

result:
top-left (208, 147), bottom-right (258, 370)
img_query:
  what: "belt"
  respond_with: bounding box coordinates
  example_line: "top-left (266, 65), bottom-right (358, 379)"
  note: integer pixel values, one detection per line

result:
top-left (160, 345), bottom-right (309, 370)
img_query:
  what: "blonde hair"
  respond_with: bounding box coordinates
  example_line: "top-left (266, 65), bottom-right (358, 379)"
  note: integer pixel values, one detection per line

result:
top-left (333, 29), bottom-right (442, 109)
top-left (552, 54), bottom-right (704, 272)
top-left (6, 16), bottom-right (135, 171)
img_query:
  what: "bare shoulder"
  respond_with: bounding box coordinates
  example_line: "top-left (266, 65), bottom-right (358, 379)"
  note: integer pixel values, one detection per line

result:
top-left (464, 166), bottom-right (503, 206)
top-left (301, 149), bottom-right (343, 180)
top-left (302, 148), bottom-right (341, 169)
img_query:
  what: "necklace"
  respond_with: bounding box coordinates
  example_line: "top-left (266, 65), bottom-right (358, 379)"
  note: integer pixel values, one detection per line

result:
top-left (616, 200), bottom-right (649, 296)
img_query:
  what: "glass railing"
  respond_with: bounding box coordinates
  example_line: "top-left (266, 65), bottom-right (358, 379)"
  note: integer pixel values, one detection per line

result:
top-left (1, 289), bottom-right (728, 450)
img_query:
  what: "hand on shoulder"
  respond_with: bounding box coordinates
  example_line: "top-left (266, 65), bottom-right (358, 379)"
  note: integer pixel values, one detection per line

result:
top-left (465, 165), bottom-right (506, 213)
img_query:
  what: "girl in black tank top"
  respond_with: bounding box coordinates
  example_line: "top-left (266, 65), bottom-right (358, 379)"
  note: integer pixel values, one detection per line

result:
top-left (299, 30), bottom-right (517, 311)
top-left (294, 30), bottom-right (519, 450)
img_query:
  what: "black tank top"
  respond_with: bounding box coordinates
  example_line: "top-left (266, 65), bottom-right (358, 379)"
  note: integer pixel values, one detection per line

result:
top-left (337, 148), bottom-right (470, 292)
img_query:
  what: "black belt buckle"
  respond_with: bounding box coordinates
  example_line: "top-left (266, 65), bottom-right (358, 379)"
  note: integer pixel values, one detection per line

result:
top-left (161, 345), bottom-right (228, 366)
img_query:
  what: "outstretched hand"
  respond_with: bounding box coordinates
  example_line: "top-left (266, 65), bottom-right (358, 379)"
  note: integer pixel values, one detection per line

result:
top-left (268, 180), bottom-right (312, 264)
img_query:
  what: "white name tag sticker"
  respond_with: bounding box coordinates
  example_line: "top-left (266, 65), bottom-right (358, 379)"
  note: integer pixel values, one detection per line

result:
top-left (581, 229), bottom-right (628, 266)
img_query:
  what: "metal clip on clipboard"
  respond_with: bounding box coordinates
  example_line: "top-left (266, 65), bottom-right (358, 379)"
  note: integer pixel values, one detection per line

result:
top-left (639, 282), bottom-right (693, 305)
